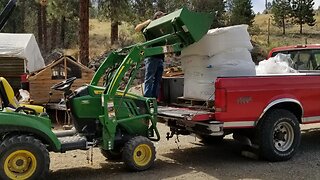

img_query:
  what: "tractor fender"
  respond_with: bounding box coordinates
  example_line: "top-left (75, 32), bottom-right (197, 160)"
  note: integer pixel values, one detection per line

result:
top-left (0, 112), bottom-right (61, 151)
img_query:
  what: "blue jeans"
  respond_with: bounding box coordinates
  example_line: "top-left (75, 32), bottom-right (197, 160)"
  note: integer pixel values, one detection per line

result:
top-left (144, 57), bottom-right (164, 98)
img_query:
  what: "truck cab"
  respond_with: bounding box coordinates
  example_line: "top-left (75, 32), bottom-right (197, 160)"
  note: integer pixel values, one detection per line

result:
top-left (268, 44), bottom-right (320, 70)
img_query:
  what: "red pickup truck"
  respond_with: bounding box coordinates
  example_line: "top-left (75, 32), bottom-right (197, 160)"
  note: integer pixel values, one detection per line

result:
top-left (159, 74), bottom-right (320, 162)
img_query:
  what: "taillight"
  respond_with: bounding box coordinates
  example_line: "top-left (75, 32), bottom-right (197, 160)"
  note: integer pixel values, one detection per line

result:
top-left (215, 88), bottom-right (226, 112)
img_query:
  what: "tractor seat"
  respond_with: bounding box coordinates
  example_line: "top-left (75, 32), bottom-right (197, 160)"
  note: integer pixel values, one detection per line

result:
top-left (0, 77), bottom-right (45, 114)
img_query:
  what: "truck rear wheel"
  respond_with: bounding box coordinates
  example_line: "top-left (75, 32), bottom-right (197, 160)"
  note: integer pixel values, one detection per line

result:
top-left (122, 136), bottom-right (156, 171)
top-left (0, 135), bottom-right (50, 180)
top-left (259, 109), bottom-right (301, 161)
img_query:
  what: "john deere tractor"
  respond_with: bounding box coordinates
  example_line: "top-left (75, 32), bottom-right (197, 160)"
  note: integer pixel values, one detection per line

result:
top-left (0, 3), bottom-right (213, 179)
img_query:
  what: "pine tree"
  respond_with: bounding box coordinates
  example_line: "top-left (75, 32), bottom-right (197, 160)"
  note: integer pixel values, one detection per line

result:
top-left (47, 0), bottom-right (79, 49)
top-left (130, 0), bottom-right (154, 23)
top-left (291, 0), bottom-right (316, 34)
top-left (229, 0), bottom-right (255, 26)
top-left (271, 0), bottom-right (292, 35)
top-left (152, 0), bottom-right (191, 13)
top-left (191, 0), bottom-right (225, 28)
top-left (98, 0), bottom-right (131, 45)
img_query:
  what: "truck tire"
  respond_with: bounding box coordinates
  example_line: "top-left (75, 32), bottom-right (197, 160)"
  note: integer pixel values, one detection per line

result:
top-left (258, 109), bottom-right (301, 161)
top-left (122, 136), bottom-right (156, 171)
top-left (0, 135), bottom-right (50, 180)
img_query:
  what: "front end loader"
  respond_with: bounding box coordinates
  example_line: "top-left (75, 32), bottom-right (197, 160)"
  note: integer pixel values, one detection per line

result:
top-left (0, 7), bottom-right (213, 180)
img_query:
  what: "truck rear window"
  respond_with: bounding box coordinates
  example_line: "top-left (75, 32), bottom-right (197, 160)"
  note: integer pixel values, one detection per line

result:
top-left (271, 49), bottom-right (320, 70)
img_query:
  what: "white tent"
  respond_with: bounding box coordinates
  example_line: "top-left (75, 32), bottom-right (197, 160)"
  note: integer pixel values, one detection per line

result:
top-left (0, 33), bottom-right (45, 72)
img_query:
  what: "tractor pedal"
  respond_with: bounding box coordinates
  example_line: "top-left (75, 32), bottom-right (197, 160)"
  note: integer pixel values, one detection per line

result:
top-left (59, 135), bottom-right (88, 152)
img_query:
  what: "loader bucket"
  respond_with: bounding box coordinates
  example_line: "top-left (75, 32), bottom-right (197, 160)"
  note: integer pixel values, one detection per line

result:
top-left (143, 7), bottom-right (213, 47)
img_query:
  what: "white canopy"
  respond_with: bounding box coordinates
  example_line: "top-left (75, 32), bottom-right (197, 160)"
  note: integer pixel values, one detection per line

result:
top-left (0, 33), bottom-right (45, 72)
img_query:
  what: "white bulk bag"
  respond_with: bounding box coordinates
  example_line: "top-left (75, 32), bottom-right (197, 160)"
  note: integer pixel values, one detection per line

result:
top-left (181, 25), bottom-right (253, 57)
top-left (182, 48), bottom-right (256, 100)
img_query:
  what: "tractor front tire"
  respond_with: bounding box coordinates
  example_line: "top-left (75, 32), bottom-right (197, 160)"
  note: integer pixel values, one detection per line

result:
top-left (0, 135), bottom-right (50, 180)
top-left (122, 136), bottom-right (156, 171)
top-left (258, 109), bottom-right (301, 161)
top-left (100, 148), bottom-right (122, 161)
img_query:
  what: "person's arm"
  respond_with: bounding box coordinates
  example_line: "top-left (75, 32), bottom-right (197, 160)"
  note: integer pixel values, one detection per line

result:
top-left (135, 19), bottom-right (152, 32)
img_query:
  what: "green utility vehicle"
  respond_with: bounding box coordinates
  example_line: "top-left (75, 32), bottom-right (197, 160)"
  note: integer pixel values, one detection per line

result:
top-left (0, 3), bottom-right (213, 179)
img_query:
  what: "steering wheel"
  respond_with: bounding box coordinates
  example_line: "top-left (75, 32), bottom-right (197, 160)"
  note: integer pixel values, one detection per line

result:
top-left (51, 77), bottom-right (77, 91)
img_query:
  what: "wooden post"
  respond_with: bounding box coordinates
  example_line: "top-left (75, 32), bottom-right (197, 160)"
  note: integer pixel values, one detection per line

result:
top-left (64, 56), bottom-right (67, 79)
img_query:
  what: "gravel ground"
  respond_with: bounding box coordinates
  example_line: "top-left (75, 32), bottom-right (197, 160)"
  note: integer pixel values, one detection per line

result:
top-left (48, 123), bottom-right (320, 180)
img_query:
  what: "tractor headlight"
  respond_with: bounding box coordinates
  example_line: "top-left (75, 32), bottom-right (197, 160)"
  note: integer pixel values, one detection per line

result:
top-left (101, 95), bottom-right (104, 107)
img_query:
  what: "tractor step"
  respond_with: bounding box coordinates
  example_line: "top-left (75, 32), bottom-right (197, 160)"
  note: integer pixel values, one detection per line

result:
top-left (53, 128), bottom-right (77, 137)
top-left (59, 135), bottom-right (88, 152)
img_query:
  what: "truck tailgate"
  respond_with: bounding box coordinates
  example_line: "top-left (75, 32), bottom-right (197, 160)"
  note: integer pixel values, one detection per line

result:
top-left (158, 106), bottom-right (215, 121)
top-left (158, 106), bottom-right (223, 136)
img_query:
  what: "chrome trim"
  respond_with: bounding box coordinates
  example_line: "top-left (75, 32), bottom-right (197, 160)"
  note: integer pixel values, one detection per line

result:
top-left (258, 98), bottom-right (303, 121)
top-left (223, 121), bottom-right (255, 128)
top-left (302, 116), bottom-right (320, 123)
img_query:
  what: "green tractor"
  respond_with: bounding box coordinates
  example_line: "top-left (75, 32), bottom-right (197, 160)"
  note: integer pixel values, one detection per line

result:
top-left (0, 5), bottom-right (213, 180)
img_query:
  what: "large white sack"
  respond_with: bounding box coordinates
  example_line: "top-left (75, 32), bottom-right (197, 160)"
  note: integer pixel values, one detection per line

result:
top-left (256, 53), bottom-right (298, 74)
top-left (182, 48), bottom-right (254, 70)
top-left (183, 51), bottom-right (256, 100)
top-left (181, 25), bottom-right (253, 57)
top-left (182, 48), bottom-right (256, 82)
top-left (183, 61), bottom-right (256, 100)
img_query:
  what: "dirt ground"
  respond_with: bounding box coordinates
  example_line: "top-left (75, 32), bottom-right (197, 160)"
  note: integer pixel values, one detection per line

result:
top-left (48, 123), bottom-right (320, 180)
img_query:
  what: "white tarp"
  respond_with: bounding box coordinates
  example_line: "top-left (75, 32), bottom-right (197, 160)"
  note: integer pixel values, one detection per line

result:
top-left (0, 33), bottom-right (45, 72)
top-left (256, 53), bottom-right (298, 74)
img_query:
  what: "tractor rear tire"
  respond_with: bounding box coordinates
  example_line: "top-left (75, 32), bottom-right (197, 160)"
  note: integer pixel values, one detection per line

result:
top-left (0, 135), bottom-right (50, 180)
top-left (258, 109), bottom-right (301, 161)
top-left (122, 136), bottom-right (156, 171)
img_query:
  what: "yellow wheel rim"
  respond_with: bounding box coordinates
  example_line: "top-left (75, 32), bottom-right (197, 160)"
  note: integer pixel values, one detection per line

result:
top-left (133, 144), bottom-right (152, 167)
top-left (4, 150), bottom-right (37, 180)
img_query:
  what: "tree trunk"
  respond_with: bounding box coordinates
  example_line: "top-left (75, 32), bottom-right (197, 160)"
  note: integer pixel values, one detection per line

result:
top-left (21, 0), bottom-right (25, 32)
top-left (37, 4), bottom-right (43, 50)
top-left (79, 0), bottom-right (89, 66)
top-left (51, 19), bottom-right (58, 50)
top-left (300, 23), bottom-right (303, 34)
top-left (282, 17), bottom-right (285, 35)
top-left (110, 19), bottom-right (119, 45)
top-left (60, 16), bottom-right (66, 48)
top-left (42, 6), bottom-right (48, 53)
